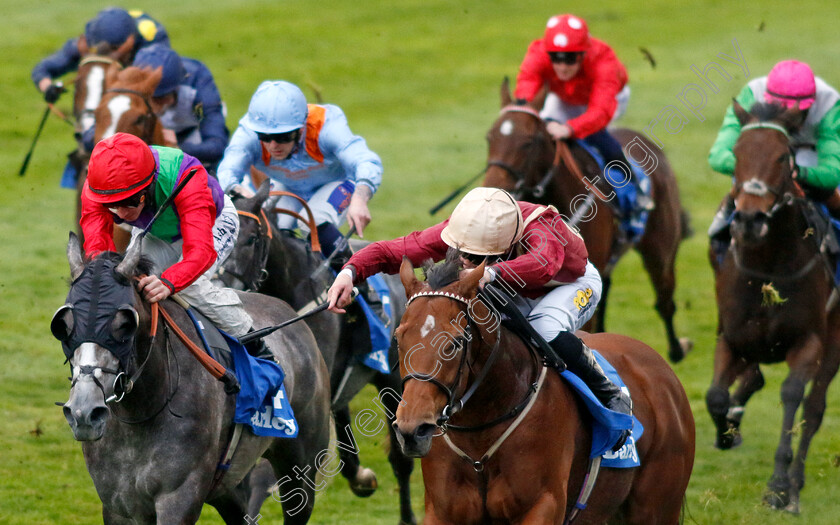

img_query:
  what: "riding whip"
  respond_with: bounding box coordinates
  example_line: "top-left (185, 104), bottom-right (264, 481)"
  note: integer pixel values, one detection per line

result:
top-left (429, 169), bottom-right (486, 215)
top-left (239, 288), bottom-right (359, 344)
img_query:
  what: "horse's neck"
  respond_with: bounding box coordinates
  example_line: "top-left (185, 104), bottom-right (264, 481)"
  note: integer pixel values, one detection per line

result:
top-left (450, 328), bottom-right (538, 427)
top-left (264, 231), bottom-right (316, 303)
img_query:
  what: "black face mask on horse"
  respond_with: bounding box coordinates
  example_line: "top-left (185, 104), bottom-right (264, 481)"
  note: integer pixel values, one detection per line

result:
top-left (51, 255), bottom-right (140, 372)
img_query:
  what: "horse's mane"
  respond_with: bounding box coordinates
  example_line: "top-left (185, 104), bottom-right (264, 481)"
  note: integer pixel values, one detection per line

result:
top-left (423, 248), bottom-right (462, 290)
top-left (749, 102), bottom-right (788, 122)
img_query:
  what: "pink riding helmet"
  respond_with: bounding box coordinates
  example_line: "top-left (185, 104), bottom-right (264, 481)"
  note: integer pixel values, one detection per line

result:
top-left (765, 60), bottom-right (816, 110)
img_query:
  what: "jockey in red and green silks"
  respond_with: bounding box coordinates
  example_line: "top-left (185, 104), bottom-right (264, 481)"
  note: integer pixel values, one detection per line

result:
top-left (707, 60), bottom-right (840, 242)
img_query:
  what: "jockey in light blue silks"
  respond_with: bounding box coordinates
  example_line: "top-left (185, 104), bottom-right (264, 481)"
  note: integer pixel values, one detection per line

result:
top-left (217, 80), bottom-right (383, 258)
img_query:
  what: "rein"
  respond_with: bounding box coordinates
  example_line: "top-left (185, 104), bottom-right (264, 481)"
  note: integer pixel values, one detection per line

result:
top-left (229, 208), bottom-right (273, 291)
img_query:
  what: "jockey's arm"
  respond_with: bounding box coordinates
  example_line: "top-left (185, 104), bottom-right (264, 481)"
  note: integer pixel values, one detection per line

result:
top-left (708, 85), bottom-right (756, 176)
top-left (795, 102), bottom-right (840, 190)
top-left (217, 126), bottom-right (262, 195)
top-left (178, 62), bottom-right (229, 166)
top-left (31, 38), bottom-right (82, 89)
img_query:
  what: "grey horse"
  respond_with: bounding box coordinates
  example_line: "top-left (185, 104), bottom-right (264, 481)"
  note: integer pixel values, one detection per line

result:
top-left (52, 233), bottom-right (331, 523)
top-left (219, 181), bottom-right (416, 525)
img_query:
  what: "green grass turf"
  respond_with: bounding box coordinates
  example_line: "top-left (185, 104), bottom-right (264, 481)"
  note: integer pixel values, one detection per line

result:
top-left (2, 0), bottom-right (839, 523)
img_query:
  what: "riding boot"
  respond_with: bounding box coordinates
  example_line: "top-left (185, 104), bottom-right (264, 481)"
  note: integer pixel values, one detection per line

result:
top-left (708, 193), bottom-right (735, 263)
top-left (549, 332), bottom-right (632, 415)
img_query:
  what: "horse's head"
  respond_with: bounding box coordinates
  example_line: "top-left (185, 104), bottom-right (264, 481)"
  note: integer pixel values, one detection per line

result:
top-left (220, 181), bottom-right (277, 291)
top-left (73, 35), bottom-right (134, 136)
top-left (730, 101), bottom-right (805, 243)
top-left (52, 233), bottom-right (150, 441)
top-left (94, 66), bottom-right (165, 146)
top-left (392, 251), bottom-right (497, 457)
top-left (484, 77), bottom-right (553, 198)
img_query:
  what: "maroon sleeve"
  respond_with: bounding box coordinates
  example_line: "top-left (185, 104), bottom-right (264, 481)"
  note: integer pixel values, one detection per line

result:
top-left (159, 166), bottom-right (218, 292)
top-left (514, 39), bottom-right (552, 102)
top-left (80, 182), bottom-right (117, 257)
top-left (345, 222), bottom-right (451, 282)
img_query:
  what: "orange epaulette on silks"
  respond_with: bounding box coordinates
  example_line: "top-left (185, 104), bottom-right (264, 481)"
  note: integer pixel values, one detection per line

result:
top-left (304, 104), bottom-right (326, 163)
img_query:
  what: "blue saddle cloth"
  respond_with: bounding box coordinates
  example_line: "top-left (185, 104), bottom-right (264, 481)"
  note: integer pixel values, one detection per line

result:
top-left (575, 139), bottom-right (651, 238)
top-left (60, 159), bottom-right (78, 189)
top-left (561, 349), bottom-right (643, 468)
top-left (354, 273), bottom-right (394, 374)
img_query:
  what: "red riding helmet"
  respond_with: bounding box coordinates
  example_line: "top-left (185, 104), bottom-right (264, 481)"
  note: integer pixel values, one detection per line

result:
top-left (84, 133), bottom-right (156, 204)
top-left (543, 14), bottom-right (590, 53)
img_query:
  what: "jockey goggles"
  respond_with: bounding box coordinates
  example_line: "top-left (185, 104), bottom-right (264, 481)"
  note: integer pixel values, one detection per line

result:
top-left (257, 129), bottom-right (299, 144)
top-left (107, 193), bottom-right (146, 213)
top-left (548, 51), bottom-right (583, 65)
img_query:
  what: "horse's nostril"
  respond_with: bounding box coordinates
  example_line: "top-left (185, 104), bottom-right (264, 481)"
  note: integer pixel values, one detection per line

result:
top-left (63, 405), bottom-right (73, 425)
top-left (89, 406), bottom-right (110, 426)
top-left (416, 423), bottom-right (436, 440)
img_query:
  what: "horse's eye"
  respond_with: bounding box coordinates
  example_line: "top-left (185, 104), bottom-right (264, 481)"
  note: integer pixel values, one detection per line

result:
top-left (245, 235), bottom-right (258, 246)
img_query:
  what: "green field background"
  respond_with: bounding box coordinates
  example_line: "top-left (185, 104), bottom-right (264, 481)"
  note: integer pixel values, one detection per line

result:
top-left (2, 0), bottom-right (839, 523)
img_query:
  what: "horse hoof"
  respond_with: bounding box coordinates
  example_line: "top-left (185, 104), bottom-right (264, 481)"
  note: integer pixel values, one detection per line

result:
top-left (669, 338), bottom-right (693, 363)
top-left (714, 429), bottom-right (741, 450)
top-left (399, 519), bottom-right (418, 525)
top-left (349, 466), bottom-right (378, 498)
top-left (763, 489), bottom-right (789, 510)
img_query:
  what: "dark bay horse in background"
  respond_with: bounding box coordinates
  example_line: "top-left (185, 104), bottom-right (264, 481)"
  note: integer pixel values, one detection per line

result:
top-left (484, 78), bottom-right (692, 363)
top-left (52, 233), bottom-right (332, 523)
top-left (220, 178), bottom-right (418, 525)
top-left (705, 102), bottom-right (840, 514)
top-left (393, 256), bottom-right (695, 524)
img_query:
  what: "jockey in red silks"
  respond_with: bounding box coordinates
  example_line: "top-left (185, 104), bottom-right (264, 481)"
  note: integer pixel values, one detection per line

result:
top-left (80, 133), bottom-right (267, 356)
top-left (327, 187), bottom-right (632, 418)
top-left (515, 13), bottom-right (651, 226)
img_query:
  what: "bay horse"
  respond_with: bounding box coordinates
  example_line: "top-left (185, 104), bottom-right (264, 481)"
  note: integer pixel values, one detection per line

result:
top-left (392, 254), bottom-right (695, 524)
top-left (219, 179), bottom-right (418, 525)
top-left (484, 78), bottom-right (692, 363)
top-left (705, 101), bottom-right (840, 514)
top-left (52, 233), bottom-right (332, 523)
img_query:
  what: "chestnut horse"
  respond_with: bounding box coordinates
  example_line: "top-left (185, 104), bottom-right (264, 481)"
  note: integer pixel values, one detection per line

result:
top-left (393, 256), bottom-right (694, 524)
top-left (705, 101), bottom-right (840, 514)
top-left (484, 78), bottom-right (691, 363)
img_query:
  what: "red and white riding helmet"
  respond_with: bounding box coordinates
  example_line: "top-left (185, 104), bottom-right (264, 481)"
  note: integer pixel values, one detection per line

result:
top-left (84, 133), bottom-right (156, 204)
top-left (543, 14), bottom-right (590, 53)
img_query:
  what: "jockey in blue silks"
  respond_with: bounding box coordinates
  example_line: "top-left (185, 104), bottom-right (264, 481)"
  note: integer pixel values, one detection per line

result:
top-left (217, 80), bottom-right (383, 259)
top-left (31, 7), bottom-right (169, 103)
top-left (117, 44), bottom-right (229, 174)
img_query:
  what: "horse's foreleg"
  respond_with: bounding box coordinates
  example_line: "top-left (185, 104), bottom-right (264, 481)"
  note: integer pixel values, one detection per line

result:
top-left (636, 242), bottom-right (690, 363)
top-left (375, 373), bottom-right (417, 525)
top-left (785, 340), bottom-right (840, 514)
top-left (728, 364), bottom-right (765, 437)
top-left (334, 405), bottom-right (378, 497)
top-left (706, 338), bottom-right (749, 449)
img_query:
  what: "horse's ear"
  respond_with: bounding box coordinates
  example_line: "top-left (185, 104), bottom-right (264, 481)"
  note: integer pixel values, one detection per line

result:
top-left (254, 180), bottom-right (271, 212)
top-left (67, 232), bottom-right (85, 281)
top-left (529, 85), bottom-right (548, 113)
top-left (500, 76), bottom-right (512, 108)
top-left (115, 34), bottom-right (135, 65)
top-left (732, 99), bottom-right (751, 127)
top-left (115, 236), bottom-right (143, 279)
top-left (105, 62), bottom-right (121, 87)
top-left (778, 105), bottom-right (806, 133)
top-left (458, 260), bottom-right (486, 298)
top-left (77, 35), bottom-right (89, 56)
top-left (399, 257), bottom-right (421, 296)
top-left (250, 166), bottom-right (269, 190)
top-left (142, 66), bottom-right (164, 98)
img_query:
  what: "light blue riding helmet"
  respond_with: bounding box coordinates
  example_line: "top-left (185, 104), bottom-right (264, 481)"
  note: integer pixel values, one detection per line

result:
top-left (133, 44), bottom-right (184, 97)
top-left (241, 80), bottom-right (308, 134)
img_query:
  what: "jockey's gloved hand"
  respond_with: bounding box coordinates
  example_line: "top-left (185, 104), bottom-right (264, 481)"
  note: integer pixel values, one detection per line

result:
top-left (44, 82), bottom-right (64, 104)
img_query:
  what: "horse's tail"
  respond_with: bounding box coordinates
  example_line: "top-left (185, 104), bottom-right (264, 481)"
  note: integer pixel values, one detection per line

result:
top-left (679, 207), bottom-right (694, 240)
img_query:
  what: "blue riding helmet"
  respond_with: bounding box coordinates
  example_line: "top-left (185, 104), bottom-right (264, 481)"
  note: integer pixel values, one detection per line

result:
top-left (241, 80), bottom-right (308, 134)
top-left (84, 8), bottom-right (136, 47)
top-left (133, 44), bottom-right (184, 97)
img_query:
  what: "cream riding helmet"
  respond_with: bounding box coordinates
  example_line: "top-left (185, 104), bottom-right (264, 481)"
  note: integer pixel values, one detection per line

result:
top-left (440, 187), bottom-right (525, 255)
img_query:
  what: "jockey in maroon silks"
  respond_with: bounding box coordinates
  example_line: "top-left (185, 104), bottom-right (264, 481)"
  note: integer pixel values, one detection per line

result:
top-left (327, 187), bottom-right (632, 418)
